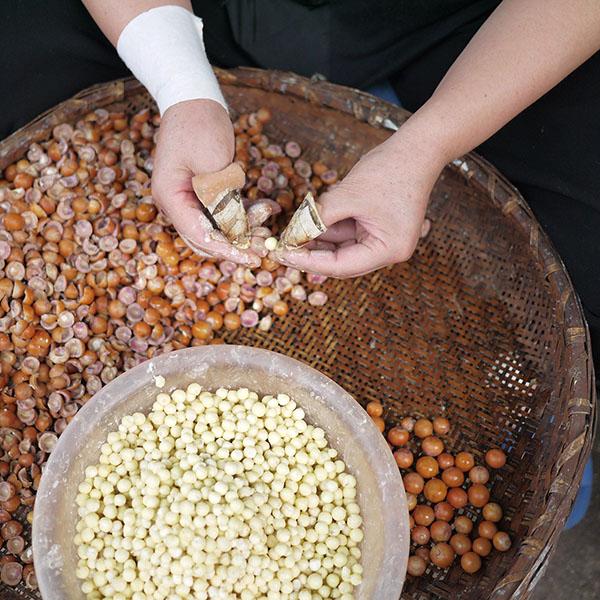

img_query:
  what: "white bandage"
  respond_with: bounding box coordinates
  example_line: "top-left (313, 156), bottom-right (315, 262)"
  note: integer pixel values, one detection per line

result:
top-left (117, 5), bottom-right (227, 115)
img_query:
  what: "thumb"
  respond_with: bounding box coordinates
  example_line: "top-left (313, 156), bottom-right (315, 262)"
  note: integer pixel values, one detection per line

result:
top-left (315, 186), bottom-right (360, 228)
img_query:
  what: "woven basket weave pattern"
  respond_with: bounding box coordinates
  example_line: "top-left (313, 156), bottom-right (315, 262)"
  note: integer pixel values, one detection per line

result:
top-left (0, 70), bottom-right (595, 600)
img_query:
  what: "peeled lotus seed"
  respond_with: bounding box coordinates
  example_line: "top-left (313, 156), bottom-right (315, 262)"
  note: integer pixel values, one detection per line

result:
top-left (74, 385), bottom-right (364, 598)
top-left (265, 236), bottom-right (278, 251)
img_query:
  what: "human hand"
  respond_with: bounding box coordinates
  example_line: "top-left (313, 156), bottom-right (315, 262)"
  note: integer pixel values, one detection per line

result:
top-left (273, 124), bottom-right (446, 277)
top-left (152, 99), bottom-right (261, 266)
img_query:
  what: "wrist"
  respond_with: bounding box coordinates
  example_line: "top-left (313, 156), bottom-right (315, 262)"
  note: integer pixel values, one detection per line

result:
top-left (389, 101), bottom-right (465, 169)
top-left (384, 118), bottom-right (451, 178)
top-left (163, 97), bottom-right (230, 119)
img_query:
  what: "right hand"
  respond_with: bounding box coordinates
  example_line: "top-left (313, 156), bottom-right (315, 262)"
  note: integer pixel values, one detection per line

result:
top-left (273, 124), bottom-right (442, 278)
top-left (152, 98), bottom-right (261, 266)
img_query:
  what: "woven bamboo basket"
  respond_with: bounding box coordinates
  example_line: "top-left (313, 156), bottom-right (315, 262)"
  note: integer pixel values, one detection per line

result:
top-left (0, 69), bottom-right (595, 600)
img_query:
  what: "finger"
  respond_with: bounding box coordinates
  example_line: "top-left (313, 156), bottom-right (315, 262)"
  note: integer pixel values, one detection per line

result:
top-left (267, 239), bottom-right (337, 264)
top-left (276, 240), bottom-right (387, 278)
top-left (160, 191), bottom-right (261, 266)
top-left (179, 237), bottom-right (212, 258)
top-left (191, 227), bottom-right (261, 267)
top-left (315, 189), bottom-right (360, 227)
top-left (304, 240), bottom-right (338, 251)
top-left (318, 219), bottom-right (357, 243)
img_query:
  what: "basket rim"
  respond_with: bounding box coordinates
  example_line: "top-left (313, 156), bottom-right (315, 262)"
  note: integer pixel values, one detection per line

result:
top-left (0, 69), bottom-right (595, 600)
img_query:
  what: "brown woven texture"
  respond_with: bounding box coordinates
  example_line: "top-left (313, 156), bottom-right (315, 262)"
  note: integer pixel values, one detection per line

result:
top-left (0, 69), bottom-right (595, 600)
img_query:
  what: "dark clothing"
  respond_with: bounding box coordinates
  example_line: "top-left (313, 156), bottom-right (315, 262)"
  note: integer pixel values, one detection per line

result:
top-left (0, 0), bottom-right (130, 138)
top-left (1, 0), bottom-right (501, 136)
top-left (222, 0), bottom-right (500, 87)
top-left (0, 0), bottom-right (598, 368)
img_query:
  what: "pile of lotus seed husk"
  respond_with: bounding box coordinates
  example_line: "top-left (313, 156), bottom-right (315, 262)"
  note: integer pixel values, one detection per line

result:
top-left (0, 105), bottom-right (336, 589)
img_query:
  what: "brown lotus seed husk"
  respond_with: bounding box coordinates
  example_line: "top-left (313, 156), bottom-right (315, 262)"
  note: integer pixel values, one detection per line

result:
top-left (278, 192), bottom-right (326, 249)
top-left (192, 163), bottom-right (250, 247)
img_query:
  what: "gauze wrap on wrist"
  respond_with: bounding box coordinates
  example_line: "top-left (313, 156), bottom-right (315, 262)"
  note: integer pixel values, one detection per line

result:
top-left (117, 5), bottom-right (227, 115)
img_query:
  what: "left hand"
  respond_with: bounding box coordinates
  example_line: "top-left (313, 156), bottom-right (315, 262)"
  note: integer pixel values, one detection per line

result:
top-left (152, 98), bottom-right (261, 266)
top-left (273, 125), bottom-right (446, 278)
